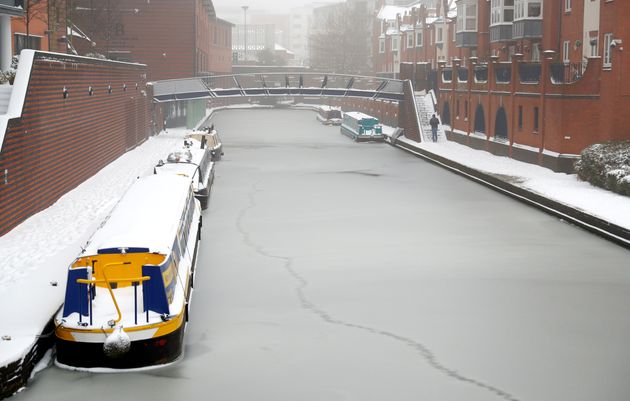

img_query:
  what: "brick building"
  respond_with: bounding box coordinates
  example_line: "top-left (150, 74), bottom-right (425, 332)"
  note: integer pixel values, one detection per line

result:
top-left (375, 0), bottom-right (630, 172)
top-left (71, 0), bottom-right (232, 81)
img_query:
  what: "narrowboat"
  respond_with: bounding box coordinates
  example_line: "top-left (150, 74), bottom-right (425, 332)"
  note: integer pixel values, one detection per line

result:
top-left (155, 137), bottom-right (214, 210)
top-left (340, 112), bottom-right (384, 142)
top-left (316, 106), bottom-right (343, 126)
top-left (186, 126), bottom-right (224, 161)
top-left (54, 174), bottom-right (202, 371)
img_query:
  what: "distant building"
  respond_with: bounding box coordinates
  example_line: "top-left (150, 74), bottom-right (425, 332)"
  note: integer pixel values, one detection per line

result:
top-left (71, 0), bottom-right (233, 81)
top-left (0, 1), bottom-right (24, 70)
top-left (374, 0), bottom-right (630, 171)
top-left (232, 23), bottom-right (275, 63)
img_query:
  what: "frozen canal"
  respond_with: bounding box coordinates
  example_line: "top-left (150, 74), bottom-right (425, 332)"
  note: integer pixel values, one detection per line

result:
top-left (14, 109), bottom-right (630, 401)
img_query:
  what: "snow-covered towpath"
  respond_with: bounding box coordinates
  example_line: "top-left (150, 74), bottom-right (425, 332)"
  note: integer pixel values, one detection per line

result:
top-left (0, 128), bottom-right (189, 366)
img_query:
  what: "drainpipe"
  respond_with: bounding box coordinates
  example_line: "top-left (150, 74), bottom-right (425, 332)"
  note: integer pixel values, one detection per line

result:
top-left (510, 53), bottom-right (524, 158)
top-left (489, 54), bottom-right (499, 151)
top-left (540, 50), bottom-right (556, 166)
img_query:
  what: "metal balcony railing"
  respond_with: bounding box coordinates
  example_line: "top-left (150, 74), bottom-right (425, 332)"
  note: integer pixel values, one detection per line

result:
top-left (518, 63), bottom-right (542, 83)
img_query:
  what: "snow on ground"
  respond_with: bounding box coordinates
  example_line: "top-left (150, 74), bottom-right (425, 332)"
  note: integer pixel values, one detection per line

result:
top-left (395, 132), bottom-right (630, 230)
top-left (0, 127), bottom-right (190, 366)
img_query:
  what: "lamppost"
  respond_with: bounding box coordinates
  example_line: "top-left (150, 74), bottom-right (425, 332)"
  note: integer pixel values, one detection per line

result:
top-left (242, 5), bottom-right (249, 62)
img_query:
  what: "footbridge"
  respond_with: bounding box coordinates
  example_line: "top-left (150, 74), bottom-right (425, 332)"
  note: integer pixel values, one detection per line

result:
top-left (151, 73), bottom-right (405, 102)
top-left (150, 73), bottom-right (422, 142)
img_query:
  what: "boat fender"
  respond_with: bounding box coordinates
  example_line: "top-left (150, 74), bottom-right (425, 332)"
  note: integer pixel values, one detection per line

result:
top-left (103, 326), bottom-right (131, 359)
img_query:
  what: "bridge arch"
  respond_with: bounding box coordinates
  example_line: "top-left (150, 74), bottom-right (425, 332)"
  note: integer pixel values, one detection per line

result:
top-left (442, 101), bottom-right (451, 125)
top-left (474, 104), bottom-right (485, 133)
top-left (494, 107), bottom-right (508, 139)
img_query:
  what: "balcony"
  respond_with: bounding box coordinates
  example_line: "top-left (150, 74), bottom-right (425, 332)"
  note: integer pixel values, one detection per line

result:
top-left (442, 68), bottom-right (453, 83)
top-left (550, 62), bottom-right (586, 84)
top-left (490, 24), bottom-right (513, 43)
top-left (495, 63), bottom-right (511, 84)
top-left (513, 19), bottom-right (542, 39)
top-left (456, 32), bottom-right (478, 48)
top-left (518, 62), bottom-right (541, 83)
top-left (457, 68), bottom-right (468, 83)
top-left (474, 65), bottom-right (488, 83)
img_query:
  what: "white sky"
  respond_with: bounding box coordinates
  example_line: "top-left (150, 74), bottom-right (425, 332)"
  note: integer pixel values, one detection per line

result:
top-left (213, 0), bottom-right (342, 22)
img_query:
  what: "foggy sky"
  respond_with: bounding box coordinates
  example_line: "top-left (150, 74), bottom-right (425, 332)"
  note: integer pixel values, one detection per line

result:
top-left (213, 0), bottom-right (342, 22)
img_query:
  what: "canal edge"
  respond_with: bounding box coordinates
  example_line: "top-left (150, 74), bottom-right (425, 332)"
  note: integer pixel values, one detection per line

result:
top-left (391, 139), bottom-right (630, 250)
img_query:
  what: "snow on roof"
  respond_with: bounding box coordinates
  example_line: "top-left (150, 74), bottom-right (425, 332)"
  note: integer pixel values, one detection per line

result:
top-left (83, 174), bottom-right (193, 256)
top-left (345, 111), bottom-right (380, 121)
top-left (400, 24), bottom-right (414, 32)
top-left (386, 27), bottom-right (400, 35)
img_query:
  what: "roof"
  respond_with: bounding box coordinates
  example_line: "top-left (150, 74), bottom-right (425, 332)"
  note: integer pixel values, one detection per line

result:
top-left (0, 3), bottom-right (24, 17)
top-left (83, 174), bottom-right (193, 256)
top-left (345, 111), bottom-right (379, 121)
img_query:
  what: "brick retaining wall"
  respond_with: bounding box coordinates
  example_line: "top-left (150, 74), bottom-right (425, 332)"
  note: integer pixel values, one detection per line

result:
top-left (0, 51), bottom-right (151, 236)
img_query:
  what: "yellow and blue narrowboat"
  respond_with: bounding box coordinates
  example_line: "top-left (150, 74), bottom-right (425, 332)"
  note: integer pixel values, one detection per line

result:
top-left (340, 111), bottom-right (384, 142)
top-left (54, 174), bottom-right (202, 371)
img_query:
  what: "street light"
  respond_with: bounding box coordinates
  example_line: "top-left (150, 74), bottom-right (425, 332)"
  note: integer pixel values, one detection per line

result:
top-left (242, 5), bottom-right (249, 62)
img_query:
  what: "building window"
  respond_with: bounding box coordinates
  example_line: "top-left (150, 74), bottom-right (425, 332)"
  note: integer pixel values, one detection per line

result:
top-left (407, 33), bottom-right (414, 48)
top-left (590, 37), bottom-right (598, 57)
top-left (379, 38), bottom-right (385, 53)
top-left (491, 0), bottom-right (513, 25)
top-left (518, 105), bottom-right (523, 129)
top-left (456, 99), bottom-right (460, 118)
top-left (14, 34), bottom-right (41, 53)
top-left (392, 37), bottom-right (398, 52)
top-left (464, 100), bottom-right (469, 119)
top-left (565, 0), bottom-right (572, 12)
top-left (533, 106), bottom-right (539, 131)
top-left (563, 40), bottom-right (570, 63)
top-left (604, 33), bottom-right (613, 68)
top-left (416, 31), bottom-right (423, 47)
top-left (459, 1), bottom-right (478, 32)
top-left (436, 27), bottom-right (443, 44)
top-left (528, 2), bottom-right (542, 17)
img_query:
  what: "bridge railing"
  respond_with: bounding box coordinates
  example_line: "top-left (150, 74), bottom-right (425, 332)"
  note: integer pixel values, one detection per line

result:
top-left (152, 73), bottom-right (404, 102)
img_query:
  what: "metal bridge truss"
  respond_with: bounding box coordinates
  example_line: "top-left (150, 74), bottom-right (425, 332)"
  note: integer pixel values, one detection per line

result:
top-left (151, 73), bottom-right (405, 103)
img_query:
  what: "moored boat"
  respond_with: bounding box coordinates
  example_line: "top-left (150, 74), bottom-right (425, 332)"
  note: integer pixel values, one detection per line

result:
top-left (340, 111), bottom-right (384, 142)
top-left (155, 137), bottom-right (215, 210)
top-left (54, 174), bottom-right (202, 371)
top-left (186, 125), bottom-right (223, 161)
top-left (316, 106), bottom-right (343, 126)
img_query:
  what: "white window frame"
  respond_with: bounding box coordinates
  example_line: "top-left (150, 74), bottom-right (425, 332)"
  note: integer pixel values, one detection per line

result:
top-left (407, 33), bottom-right (414, 48)
top-left (565, 0), bottom-right (572, 12)
top-left (603, 33), bottom-right (613, 68)
top-left (416, 30), bottom-right (423, 47)
top-left (590, 38), bottom-right (598, 57)
top-left (379, 38), bottom-right (385, 54)
top-left (436, 26), bottom-right (443, 44)
top-left (563, 40), bottom-right (570, 64)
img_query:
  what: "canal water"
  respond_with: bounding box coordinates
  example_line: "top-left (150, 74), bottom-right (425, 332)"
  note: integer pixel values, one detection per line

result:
top-left (14, 109), bottom-right (630, 401)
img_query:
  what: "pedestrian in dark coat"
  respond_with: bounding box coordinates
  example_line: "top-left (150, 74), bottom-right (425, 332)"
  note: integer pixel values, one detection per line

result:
top-left (429, 114), bottom-right (440, 142)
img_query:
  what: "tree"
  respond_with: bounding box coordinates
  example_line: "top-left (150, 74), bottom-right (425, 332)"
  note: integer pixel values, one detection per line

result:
top-left (309, 3), bottom-right (369, 74)
top-left (22, 0), bottom-right (49, 50)
top-left (257, 47), bottom-right (287, 66)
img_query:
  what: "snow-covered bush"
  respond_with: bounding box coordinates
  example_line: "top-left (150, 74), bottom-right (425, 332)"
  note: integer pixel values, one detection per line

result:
top-left (0, 55), bottom-right (18, 85)
top-left (575, 141), bottom-right (630, 196)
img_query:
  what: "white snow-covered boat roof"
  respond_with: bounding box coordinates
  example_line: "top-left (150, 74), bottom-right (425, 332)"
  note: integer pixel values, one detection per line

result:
top-left (82, 174), bottom-right (193, 256)
top-left (345, 111), bottom-right (380, 121)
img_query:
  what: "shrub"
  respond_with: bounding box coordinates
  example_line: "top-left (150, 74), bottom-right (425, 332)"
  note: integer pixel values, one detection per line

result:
top-left (575, 141), bottom-right (630, 196)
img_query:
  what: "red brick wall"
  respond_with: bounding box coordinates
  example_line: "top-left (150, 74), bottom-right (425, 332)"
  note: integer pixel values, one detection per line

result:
top-left (0, 51), bottom-right (150, 236)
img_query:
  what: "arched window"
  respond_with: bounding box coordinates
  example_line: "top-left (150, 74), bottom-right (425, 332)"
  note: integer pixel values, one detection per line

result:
top-left (442, 102), bottom-right (451, 125)
top-left (495, 107), bottom-right (508, 139)
top-left (474, 104), bottom-right (485, 133)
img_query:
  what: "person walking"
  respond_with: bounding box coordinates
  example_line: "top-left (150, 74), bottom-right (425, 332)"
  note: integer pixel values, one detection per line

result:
top-left (429, 114), bottom-right (440, 142)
